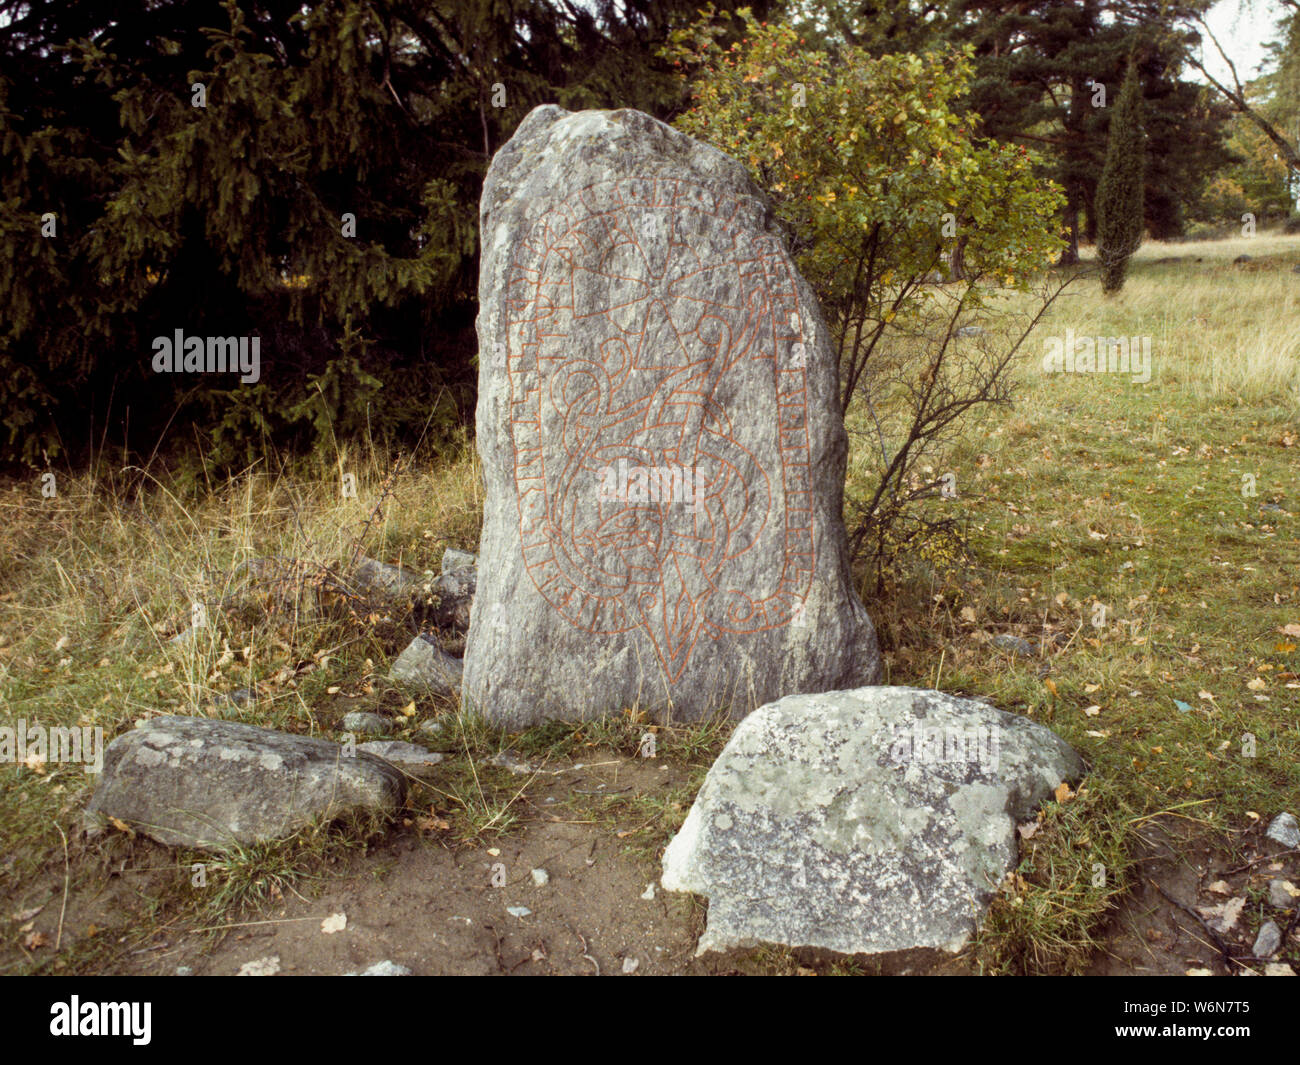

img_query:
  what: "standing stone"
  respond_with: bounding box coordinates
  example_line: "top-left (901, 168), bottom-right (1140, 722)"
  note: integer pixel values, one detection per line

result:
top-left (465, 106), bottom-right (880, 726)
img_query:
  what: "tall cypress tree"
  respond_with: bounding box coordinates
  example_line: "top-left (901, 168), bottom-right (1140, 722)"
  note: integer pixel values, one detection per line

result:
top-left (1096, 59), bottom-right (1145, 294)
top-left (945, 0), bottom-right (1226, 258)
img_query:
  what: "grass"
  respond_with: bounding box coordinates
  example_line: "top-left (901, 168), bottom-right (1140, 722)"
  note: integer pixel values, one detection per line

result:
top-left (2, 230), bottom-right (1298, 975)
top-left (861, 231), bottom-right (1300, 971)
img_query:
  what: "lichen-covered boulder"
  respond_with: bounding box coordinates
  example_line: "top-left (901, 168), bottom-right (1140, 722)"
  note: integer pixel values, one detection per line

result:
top-left (661, 686), bottom-right (1085, 956)
top-left (85, 717), bottom-right (406, 849)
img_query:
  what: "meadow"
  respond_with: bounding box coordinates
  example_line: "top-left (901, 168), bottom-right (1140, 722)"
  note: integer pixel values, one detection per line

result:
top-left (1, 232), bottom-right (1297, 974)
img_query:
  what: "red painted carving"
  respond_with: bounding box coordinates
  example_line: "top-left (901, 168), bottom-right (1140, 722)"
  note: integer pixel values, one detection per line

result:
top-left (504, 178), bottom-right (813, 682)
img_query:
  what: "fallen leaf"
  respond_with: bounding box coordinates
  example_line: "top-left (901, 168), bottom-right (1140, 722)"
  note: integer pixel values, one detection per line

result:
top-left (1017, 821), bottom-right (1040, 840)
top-left (320, 912), bottom-right (347, 934)
top-left (1082, 704), bottom-right (1101, 717)
top-left (237, 955), bottom-right (280, 976)
top-left (1207, 880), bottom-right (1232, 895)
top-left (959, 606), bottom-right (977, 623)
top-left (1248, 677), bottom-right (1267, 690)
top-left (398, 700), bottom-right (416, 718)
top-left (1054, 782), bottom-right (1075, 803)
top-left (1278, 624), bottom-right (1300, 637)
top-left (1084, 683), bottom-right (1101, 694)
top-left (1197, 896), bottom-right (1245, 933)
top-left (23, 931), bottom-right (48, 950)
top-left (1043, 678), bottom-right (1058, 696)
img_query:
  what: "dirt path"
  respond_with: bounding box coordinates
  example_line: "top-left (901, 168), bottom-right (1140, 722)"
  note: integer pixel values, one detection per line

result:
top-left (4, 752), bottom-right (1296, 976)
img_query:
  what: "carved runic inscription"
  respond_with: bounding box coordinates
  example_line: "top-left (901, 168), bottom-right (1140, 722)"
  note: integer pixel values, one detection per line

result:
top-left (504, 178), bottom-right (813, 682)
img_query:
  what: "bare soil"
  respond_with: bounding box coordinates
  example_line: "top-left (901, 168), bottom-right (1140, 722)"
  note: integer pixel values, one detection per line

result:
top-left (3, 753), bottom-right (1296, 976)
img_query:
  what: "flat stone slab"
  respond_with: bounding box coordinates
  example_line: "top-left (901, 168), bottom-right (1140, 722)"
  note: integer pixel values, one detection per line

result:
top-left (661, 686), bottom-right (1085, 957)
top-left (465, 105), bottom-right (880, 726)
top-left (1265, 812), bottom-right (1300, 849)
top-left (85, 716), bottom-right (406, 850)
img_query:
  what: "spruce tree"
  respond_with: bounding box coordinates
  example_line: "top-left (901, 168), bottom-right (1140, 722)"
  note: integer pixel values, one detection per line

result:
top-left (1096, 59), bottom-right (1145, 294)
top-left (0, 0), bottom-right (748, 469)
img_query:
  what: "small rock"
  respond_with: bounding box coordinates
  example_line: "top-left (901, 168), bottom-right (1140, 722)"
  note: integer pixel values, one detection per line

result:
top-left (441, 548), bottom-right (477, 574)
top-left (640, 883), bottom-right (656, 901)
top-left (1264, 962), bottom-right (1296, 975)
top-left (1268, 879), bottom-right (1297, 909)
top-left (175, 966), bottom-right (193, 976)
top-left (531, 868), bottom-right (550, 886)
top-left (506, 905), bottom-right (532, 918)
top-left (354, 557), bottom-right (429, 598)
top-left (1292, 263), bottom-right (1300, 275)
top-left (341, 711), bottom-right (390, 737)
top-left (209, 687), bottom-right (255, 710)
top-left (356, 740), bottom-right (445, 780)
top-left (429, 569), bottom-right (476, 631)
top-left (168, 625), bottom-right (206, 646)
top-left (991, 633), bottom-right (1035, 657)
top-left (1265, 812), bottom-right (1300, 849)
top-left (345, 960), bottom-right (412, 976)
top-left (390, 634), bottom-right (463, 697)
top-left (1253, 920), bottom-right (1283, 959)
top-left (237, 955), bottom-right (281, 977)
top-left (1233, 254), bottom-right (1252, 264)
top-left (490, 750), bottom-right (535, 775)
top-left (621, 957), bottom-right (640, 974)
